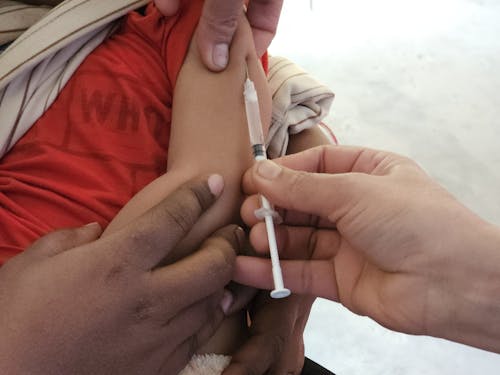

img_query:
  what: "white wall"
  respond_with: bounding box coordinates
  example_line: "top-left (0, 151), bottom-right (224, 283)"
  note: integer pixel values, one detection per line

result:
top-left (269, 1), bottom-right (500, 373)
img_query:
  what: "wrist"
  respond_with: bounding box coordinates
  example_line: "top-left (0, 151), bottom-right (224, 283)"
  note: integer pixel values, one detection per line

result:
top-left (437, 221), bottom-right (500, 353)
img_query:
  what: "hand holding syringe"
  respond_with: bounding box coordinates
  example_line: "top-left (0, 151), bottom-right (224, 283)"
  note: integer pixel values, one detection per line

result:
top-left (243, 64), bottom-right (291, 299)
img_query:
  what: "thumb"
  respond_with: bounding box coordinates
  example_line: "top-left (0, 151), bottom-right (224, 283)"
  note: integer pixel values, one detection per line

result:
top-left (250, 160), bottom-right (362, 222)
top-left (196, 0), bottom-right (244, 71)
top-left (154, 0), bottom-right (181, 16)
top-left (25, 223), bottom-right (103, 259)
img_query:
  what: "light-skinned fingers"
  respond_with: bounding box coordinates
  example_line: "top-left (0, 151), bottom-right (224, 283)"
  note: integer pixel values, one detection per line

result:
top-left (101, 176), bottom-right (223, 269)
top-left (241, 194), bottom-right (335, 229)
top-left (247, 159), bottom-right (368, 222)
top-left (242, 145), bottom-right (410, 196)
top-left (249, 223), bottom-right (339, 260)
top-left (246, 0), bottom-right (284, 56)
top-left (196, 0), bottom-right (245, 71)
top-left (150, 225), bottom-right (241, 313)
top-left (234, 257), bottom-right (339, 300)
top-left (153, 0), bottom-right (180, 16)
top-left (25, 222), bottom-right (102, 259)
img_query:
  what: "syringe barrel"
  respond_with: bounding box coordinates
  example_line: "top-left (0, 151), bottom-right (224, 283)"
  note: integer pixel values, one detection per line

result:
top-left (244, 79), bottom-right (265, 146)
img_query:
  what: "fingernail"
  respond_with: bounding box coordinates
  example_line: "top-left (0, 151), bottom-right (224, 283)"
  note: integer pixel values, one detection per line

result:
top-left (220, 289), bottom-right (234, 315)
top-left (257, 160), bottom-right (282, 180)
top-left (234, 226), bottom-right (246, 251)
top-left (84, 222), bottom-right (100, 229)
top-left (208, 174), bottom-right (224, 197)
top-left (213, 43), bottom-right (229, 69)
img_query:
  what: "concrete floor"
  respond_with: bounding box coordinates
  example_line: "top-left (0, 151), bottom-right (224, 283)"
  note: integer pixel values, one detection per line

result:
top-left (268, 0), bottom-right (500, 373)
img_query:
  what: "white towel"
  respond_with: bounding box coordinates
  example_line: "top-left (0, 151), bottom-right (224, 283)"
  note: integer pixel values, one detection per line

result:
top-left (179, 354), bottom-right (231, 375)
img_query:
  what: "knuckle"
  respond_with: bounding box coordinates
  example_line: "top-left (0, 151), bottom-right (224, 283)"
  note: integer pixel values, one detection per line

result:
top-left (286, 171), bottom-right (308, 210)
top-left (201, 8), bottom-right (239, 41)
top-left (161, 182), bottom-right (212, 233)
top-left (164, 201), bottom-right (196, 235)
top-left (214, 225), bottom-right (244, 253)
top-left (104, 263), bottom-right (126, 283)
top-left (207, 242), bottom-right (235, 277)
top-left (37, 229), bottom-right (75, 250)
top-left (126, 229), bottom-right (155, 256)
top-left (132, 296), bottom-right (155, 323)
top-left (186, 181), bottom-right (214, 212)
top-left (269, 332), bottom-right (286, 359)
top-left (299, 262), bottom-right (314, 295)
top-left (306, 230), bottom-right (319, 260)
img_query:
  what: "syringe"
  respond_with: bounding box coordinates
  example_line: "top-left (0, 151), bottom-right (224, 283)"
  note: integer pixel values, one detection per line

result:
top-left (243, 65), bottom-right (291, 299)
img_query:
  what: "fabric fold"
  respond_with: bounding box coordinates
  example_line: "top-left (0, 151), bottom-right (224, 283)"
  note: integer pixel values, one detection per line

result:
top-left (0, 0), bottom-right (334, 160)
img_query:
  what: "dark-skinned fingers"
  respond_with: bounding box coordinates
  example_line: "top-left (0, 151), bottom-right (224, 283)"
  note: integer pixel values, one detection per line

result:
top-left (222, 330), bottom-right (286, 375)
top-left (158, 304), bottom-right (227, 375)
top-left (249, 223), bottom-right (340, 261)
top-left (158, 290), bottom-right (225, 352)
top-left (234, 257), bottom-right (339, 301)
top-left (98, 176), bottom-right (223, 270)
top-left (150, 225), bottom-right (241, 313)
top-left (264, 295), bottom-right (315, 374)
top-left (24, 223), bottom-right (102, 259)
top-left (224, 294), bottom-right (298, 375)
top-left (224, 283), bottom-right (258, 316)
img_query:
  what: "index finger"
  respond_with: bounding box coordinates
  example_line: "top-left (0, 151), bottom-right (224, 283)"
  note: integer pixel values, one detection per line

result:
top-left (97, 175), bottom-right (224, 269)
top-left (243, 145), bottom-right (409, 195)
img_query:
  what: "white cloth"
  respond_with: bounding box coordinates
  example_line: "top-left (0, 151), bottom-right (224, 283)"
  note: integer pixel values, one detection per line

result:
top-left (266, 55), bottom-right (335, 159)
top-left (0, 1), bottom-right (51, 45)
top-left (179, 354), bottom-right (231, 375)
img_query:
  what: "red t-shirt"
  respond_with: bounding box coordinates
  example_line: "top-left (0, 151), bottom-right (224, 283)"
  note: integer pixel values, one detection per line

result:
top-left (0, 2), bottom-right (206, 264)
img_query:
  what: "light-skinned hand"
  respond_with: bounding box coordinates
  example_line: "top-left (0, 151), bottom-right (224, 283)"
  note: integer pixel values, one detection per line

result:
top-left (238, 145), bottom-right (500, 353)
top-left (154, 0), bottom-right (283, 70)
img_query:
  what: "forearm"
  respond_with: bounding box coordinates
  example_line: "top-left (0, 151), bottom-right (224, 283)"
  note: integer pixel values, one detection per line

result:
top-left (286, 125), bottom-right (336, 156)
top-left (438, 222), bottom-right (500, 353)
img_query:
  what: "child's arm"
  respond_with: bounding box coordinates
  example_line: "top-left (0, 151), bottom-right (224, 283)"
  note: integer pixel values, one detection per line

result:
top-left (102, 13), bottom-right (268, 356)
top-left (104, 13), bottom-right (270, 245)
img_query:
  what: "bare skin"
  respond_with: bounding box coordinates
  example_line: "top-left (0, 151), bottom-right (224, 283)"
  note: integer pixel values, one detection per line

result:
top-left (238, 145), bottom-right (500, 354)
top-left (154, 0), bottom-right (284, 70)
top-left (0, 178), bottom-right (243, 375)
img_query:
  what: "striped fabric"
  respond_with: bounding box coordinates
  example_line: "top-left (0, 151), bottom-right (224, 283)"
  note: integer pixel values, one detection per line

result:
top-left (267, 55), bottom-right (335, 158)
top-left (0, 1), bottom-right (51, 46)
top-left (0, 0), bottom-right (148, 157)
top-left (0, 0), bottom-right (334, 160)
